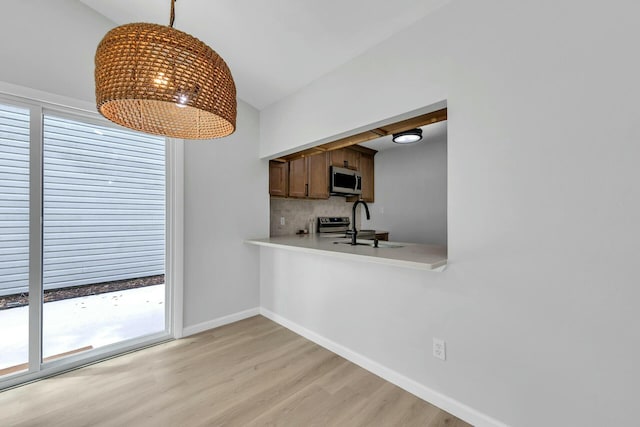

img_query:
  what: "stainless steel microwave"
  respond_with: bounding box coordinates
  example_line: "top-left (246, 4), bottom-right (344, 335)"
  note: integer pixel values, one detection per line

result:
top-left (330, 166), bottom-right (362, 196)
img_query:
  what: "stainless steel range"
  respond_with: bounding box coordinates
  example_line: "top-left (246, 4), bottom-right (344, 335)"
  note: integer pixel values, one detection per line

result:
top-left (317, 217), bottom-right (350, 237)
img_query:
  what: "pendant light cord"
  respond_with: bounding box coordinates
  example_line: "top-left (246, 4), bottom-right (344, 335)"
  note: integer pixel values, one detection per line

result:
top-left (169, 0), bottom-right (176, 27)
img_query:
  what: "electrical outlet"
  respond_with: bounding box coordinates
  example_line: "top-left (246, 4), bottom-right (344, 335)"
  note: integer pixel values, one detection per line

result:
top-left (280, 216), bottom-right (285, 226)
top-left (433, 338), bottom-right (446, 361)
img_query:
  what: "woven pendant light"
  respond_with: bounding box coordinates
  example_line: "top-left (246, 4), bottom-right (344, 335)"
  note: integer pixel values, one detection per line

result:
top-left (95, 0), bottom-right (236, 139)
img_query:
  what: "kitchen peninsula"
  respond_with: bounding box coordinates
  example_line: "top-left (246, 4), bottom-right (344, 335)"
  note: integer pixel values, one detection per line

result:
top-left (261, 108), bottom-right (449, 271)
top-left (246, 235), bottom-right (447, 271)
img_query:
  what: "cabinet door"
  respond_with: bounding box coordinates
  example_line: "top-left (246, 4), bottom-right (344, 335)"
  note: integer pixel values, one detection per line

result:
top-left (307, 153), bottom-right (329, 199)
top-left (329, 149), bottom-right (345, 168)
top-left (269, 161), bottom-right (288, 197)
top-left (359, 152), bottom-right (375, 202)
top-left (345, 148), bottom-right (360, 171)
top-left (330, 148), bottom-right (359, 170)
top-left (288, 157), bottom-right (307, 198)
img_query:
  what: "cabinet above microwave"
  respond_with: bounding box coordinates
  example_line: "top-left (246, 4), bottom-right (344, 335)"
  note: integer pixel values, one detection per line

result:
top-left (268, 146), bottom-right (376, 202)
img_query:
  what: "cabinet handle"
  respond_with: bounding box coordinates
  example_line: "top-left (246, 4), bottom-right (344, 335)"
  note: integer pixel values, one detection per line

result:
top-left (305, 183), bottom-right (308, 196)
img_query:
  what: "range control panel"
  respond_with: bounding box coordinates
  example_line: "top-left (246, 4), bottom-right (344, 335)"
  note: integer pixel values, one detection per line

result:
top-left (317, 217), bottom-right (350, 233)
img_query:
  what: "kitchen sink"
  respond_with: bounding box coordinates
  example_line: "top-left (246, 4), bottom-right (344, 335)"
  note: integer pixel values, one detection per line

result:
top-left (370, 242), bottom-right (404, 248)
top-left (333, 240), bottom-right (404, 249)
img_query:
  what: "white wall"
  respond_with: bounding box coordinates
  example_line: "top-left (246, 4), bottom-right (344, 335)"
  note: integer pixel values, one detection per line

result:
top-left (0, 0), bottom-right (112, 104)
top-left (367, 127), bottom-right (447, 246)
top-left (259, 1), bottom-right (640, 426)
top-left (183, 100), bottom-right (268, 328)
top-left (3, 1), bottom-right (639, 424)
top-left (0, 1), bottom-right (269, 333)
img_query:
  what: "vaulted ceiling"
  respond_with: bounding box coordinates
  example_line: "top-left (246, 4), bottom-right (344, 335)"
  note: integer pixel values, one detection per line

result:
top-left (81, 0), bottom-right (450, 110)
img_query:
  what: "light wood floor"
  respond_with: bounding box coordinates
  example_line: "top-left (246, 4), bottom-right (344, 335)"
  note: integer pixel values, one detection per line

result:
top-left (0, 316), bottom-right (471, 427)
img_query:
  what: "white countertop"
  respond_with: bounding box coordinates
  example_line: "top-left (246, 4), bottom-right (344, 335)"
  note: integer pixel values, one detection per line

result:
top-left (246, 235), bottom-right (447, 271)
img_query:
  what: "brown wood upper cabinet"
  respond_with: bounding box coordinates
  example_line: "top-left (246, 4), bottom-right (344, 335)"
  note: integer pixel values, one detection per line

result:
top-left (307, 153), bottom-right (330, 198)
top-left (269, 161), bottom-right (288, 197)
top-left (358, 151), bottom-right (375, 202)
top-left (287, 153), bottom-right (329, 199)
top-left (330, 148), bottom-right (359, 170)
top-left (270, 147), bottom-right (373, 200)
top-left (288, 157), bottom-right (307, 198)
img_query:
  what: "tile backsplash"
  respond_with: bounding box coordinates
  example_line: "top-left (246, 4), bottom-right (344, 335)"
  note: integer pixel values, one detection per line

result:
top-left (270, 196), bottom-right (353, 236)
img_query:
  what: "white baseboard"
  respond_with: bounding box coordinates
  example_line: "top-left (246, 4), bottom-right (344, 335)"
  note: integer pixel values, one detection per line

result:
top-left (260, 308), bottom-right (509, 427)
top-left (182, 307), bottom-right (260, 337)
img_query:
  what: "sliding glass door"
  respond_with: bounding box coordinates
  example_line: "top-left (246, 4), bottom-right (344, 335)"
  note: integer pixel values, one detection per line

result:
top-left (0, 98), bottom-right (170, 383)
top-left (0, 103), bottom-right (30, 376)
top-left (42, 114), bottom-right (167, 361)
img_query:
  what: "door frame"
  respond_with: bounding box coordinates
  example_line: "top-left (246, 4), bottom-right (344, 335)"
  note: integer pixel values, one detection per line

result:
top-left (0, 82), bottom-right (183, 389)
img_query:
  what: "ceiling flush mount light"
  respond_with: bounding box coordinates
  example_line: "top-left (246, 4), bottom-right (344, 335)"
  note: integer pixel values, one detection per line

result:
top-left (392, 128), bottom-right (423, 144)
top-left (94, 0), bottom-right (236, 139)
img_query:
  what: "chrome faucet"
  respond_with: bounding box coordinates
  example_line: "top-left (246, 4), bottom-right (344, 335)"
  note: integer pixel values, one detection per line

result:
top-left (351, 200), bottom-right (370, 245)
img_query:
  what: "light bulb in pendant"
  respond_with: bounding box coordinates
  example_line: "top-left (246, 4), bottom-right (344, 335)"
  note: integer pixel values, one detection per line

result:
top-left (176, 93), bottom-right (189, 108)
